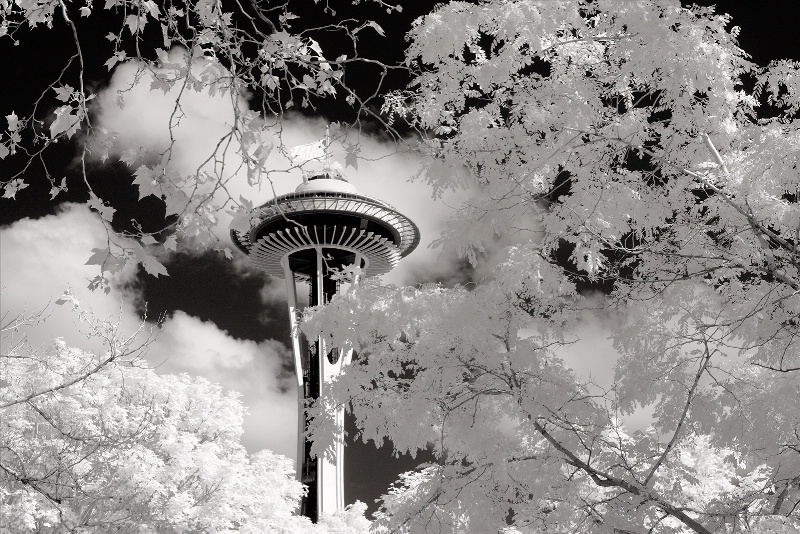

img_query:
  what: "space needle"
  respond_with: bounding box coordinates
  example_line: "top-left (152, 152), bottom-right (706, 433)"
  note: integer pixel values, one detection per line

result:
top-left (230, 141), bottom-right (419, 522)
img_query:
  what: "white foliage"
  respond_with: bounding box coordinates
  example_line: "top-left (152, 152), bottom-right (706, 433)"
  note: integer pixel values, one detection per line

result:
top-left (0, 308), bottom-right (369, 532)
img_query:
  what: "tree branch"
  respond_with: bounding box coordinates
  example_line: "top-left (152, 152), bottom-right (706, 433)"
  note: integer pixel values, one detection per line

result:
top-left (532, 419), bottom-right (713, 534)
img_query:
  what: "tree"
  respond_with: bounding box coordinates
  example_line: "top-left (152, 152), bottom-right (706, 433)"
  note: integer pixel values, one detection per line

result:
top-left (4, 0), bottom-right (800, 532)
top-left (0, 298), bottom-right (370, 532)
top-left (302, 1), bottom-right (800, 532)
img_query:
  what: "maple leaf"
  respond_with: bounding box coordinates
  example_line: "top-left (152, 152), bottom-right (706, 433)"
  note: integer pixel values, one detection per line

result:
top-left (104, 255), bottom-right (127, 274)
top-left (119, 148), bottom-right (140, 166)
top-left (163, 189), bottom-right (189, 217)
top-left (104, 51), bottom-right (126, 71)
top-left (49, 178), bottom-right (66, 199)
top-left (345, 144), bottom-right (360, 170)
top-left (163, 235), bottom-right (178, 251)
top-left (2, 179), bottom-right (29, 199)
top-left (141, 254), bottom-right (169, 277)
top-left (50, 105), bottom-right (80, 139)
top-left (253, 142), bottom-right (273, 166)
top-left (150, 76), bottom-right (173, 93)
top-left (54, 291), bottom-right (79, 306)
top-left (0, 143), bottom-right (8, 160)
top-left (125, 14), bottom-right (147, 35)
top-left (6, 112), bottom-right (19, 131)
top-left (53, 85), bottom-right (74, 102)
top-left (85, 247), bottom-right (111, 267)
top-left (142, 0), bottom-right (159, 18)
top-left (87, 193), bottom-right (116, 222)
top-left (132, 165), bottom-right (159, 200)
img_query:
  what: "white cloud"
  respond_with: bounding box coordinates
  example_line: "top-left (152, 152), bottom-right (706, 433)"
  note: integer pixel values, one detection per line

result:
top-left (0, 204), bottom-right (142, 353)
top-left (145, 311), bottom-right (298, 458)
top-left (0, 204), bottom-right (298, 459)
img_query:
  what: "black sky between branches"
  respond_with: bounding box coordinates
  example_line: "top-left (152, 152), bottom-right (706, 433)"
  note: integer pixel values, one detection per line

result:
top-left (1, 0), bottom-right (799, 516)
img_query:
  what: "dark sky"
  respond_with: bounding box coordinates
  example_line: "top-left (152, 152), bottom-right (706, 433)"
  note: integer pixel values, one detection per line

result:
top-left (2, 0), bottom-right (799, 517)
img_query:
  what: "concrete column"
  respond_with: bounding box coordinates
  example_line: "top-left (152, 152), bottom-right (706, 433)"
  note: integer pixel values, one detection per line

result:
top-left (316, 247), bottom-right (345, 516)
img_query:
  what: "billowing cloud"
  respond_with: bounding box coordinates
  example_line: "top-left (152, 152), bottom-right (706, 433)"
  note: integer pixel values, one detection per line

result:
top-left (0, 204), bottom-right (297, 458)
top-left (0, 204), bottom-right (142, 353)
top-left (145, 311), bottom-right (297, 458)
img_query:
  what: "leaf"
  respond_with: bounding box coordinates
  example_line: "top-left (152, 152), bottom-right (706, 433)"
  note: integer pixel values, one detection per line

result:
top-left (132, 165), bottom-right (158, 200)
top-left (163, 235), bottom-right (178, 251)
top-left (54, 291), bottom-right (78, 306)
top-left (104, 51), bottom-right (126, 71)
top-left (150, 77), bottom-right (173, 93)
top-left (253, 142), bottom-right (273, 166)
top-left (2, 179), bottom-right (28, 199)
top-left (119, 148), bottom-right (139, 166)
top-left (345, 144), bottom-right (360, 170)
top-left (87, 193), bottom-right (116, 222)
top-left (140, 235), bottom-right (158, 246)
top-left (48, 177), bottom-right (67, 200)
top-left (50, 105), bottom-right (80, 139)
top-left (224, 247), bottom-right (233, 260)
top-left (125, 14), bottom-right (146, 34)
top-left (163, 189), bottom-right (188, 217)
top-left (142, 0), bottom-right (159, 17)
top-left (6, 112), bottom-right (19, 131)
top-left (366, 21), bottom-right (385, 37)
top-left (308, 38), bottom-right (323, 56)
top-left (53, 85), bottom-right (73, 102)
top-left (85, 247), bottom-right (110, 266)
top-left (155, 48), bottom-right (170, 64)
top-left (141, 254), bottom-right (169, 277)
top-left (0, 144), bottom-right (8, 160)
top-left (79, 6), bottom-right (91, 16)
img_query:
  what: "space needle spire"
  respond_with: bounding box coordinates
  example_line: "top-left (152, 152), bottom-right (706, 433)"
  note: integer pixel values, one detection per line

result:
top-left (230, 141), bottom-right (420, 522)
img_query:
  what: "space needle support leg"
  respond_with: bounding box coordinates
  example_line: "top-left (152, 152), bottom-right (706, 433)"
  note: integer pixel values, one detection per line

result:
top-left (316, 247), bottom-right (345, 517)
top-left (282, 260), bottom-right (305, 483)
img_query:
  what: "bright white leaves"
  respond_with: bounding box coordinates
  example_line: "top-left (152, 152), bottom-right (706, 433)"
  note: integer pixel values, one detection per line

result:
top-left (401, 0), bottom-right (800, 377)
top-left (0, 111), bottom-right (20, 159)
top-left (0, 306), bottom-right (370, 533)
top-left (49, 107), bottom-right (80, 139)
top-left (0, 340), bottom-right (301, 531)
top-left (1, 178), bottom-right (28, 199)
top-left (299, 1), bottom-right (800, 531)
top-left (50, 85), bottom-right (87, 139)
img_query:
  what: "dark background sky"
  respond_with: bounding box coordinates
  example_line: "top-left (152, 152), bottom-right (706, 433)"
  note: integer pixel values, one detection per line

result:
top-left (2, 0), bottom-right (799, 516)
